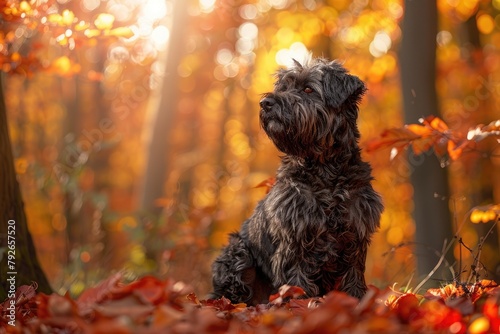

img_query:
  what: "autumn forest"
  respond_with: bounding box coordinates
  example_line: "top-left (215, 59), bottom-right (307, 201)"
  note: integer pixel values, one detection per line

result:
top-left (1, 0), bottom-right (500, 332)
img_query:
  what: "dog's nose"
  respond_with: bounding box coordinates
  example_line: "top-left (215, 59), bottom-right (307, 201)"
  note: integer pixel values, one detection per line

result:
top-left (259, 97), bottom-right (276, 111)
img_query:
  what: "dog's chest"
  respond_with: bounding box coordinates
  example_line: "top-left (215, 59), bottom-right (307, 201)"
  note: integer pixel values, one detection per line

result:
top-left (286, 164), bottom-right (350, 207)
top-left (270, 173), bottom-right (350, 222)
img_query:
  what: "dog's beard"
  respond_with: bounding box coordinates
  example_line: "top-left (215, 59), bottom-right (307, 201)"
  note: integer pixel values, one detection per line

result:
top-left (260, 115), bottom-right (293, 155)
top-left (260, 97), bottom-right (335, 158)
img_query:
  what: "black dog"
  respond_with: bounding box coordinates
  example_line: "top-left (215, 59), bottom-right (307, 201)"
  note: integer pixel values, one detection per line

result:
top-left (210, 58), bottom-right (383, 305)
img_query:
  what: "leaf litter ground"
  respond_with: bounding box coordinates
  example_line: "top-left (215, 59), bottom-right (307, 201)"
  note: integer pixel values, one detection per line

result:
top-left (1, 273), bottom-right (499, 333)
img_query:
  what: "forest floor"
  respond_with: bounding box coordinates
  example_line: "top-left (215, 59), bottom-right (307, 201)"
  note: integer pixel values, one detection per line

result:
top-left (1, 273), bottom-right (499, 333)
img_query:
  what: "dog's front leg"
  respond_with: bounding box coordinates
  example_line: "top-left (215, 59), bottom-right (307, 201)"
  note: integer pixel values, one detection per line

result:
top-left (337, 240), bottom-right (369, 298)
top-left (270, 242), bottom-right (322, 297)
top-left (267, 190), bottom-right (330, 297)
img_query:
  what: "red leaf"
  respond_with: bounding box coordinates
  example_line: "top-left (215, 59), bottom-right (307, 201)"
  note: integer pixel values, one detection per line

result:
top-left (206, 296), bottom-right (235, 311)
top-left (132, 277), bottom-right (166, 305)
top-left (288, 298), bottom-right (320, 316)
top-left (393, 293), bottom-right (420, 322)
top-left (16, 284), bottom-right (38, 304)
top-left (483, 297), bottom-right (499, 323)
top-left (47, 294), bottom-right (79, 317)
top-left (76, 272), bottom-right (123, 315)
top-left (93, 296), bottom-right (155, 319)
top-left (269, 285), bottom-right (306, 304)
top-left (417, 300), bottom-right (464, 332)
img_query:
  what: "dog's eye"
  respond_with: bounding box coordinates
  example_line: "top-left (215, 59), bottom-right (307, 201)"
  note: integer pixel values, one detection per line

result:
top-left (304, 87), bottom-right (313, 93)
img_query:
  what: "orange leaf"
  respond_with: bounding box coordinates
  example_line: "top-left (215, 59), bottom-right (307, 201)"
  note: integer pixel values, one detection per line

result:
top-left (425, 283), bottom-right (459, 300)
top-left (447, 140), bottom-right (464, 161)
top-left (11, 52), bottom-right (21, 62)
top-left (422, 115), bottom-right (449, 132)
top-left (410, 136), bottom-right (435, 156)
top-left (255, 177), bottom-right (276, 194)
top-left (433, 137), bottom-right (449, 160)
top-left (365, 128), bottom-right (420, 153)
top-left (406, 123), bottom-right (433, 137)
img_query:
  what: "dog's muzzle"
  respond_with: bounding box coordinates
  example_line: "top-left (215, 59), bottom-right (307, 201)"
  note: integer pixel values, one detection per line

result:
top-left (259, 96), bottom-right (276, 112)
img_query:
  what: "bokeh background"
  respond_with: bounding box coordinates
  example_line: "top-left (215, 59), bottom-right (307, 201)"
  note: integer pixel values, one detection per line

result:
top-left (2, 0), bottom-right (500, 297)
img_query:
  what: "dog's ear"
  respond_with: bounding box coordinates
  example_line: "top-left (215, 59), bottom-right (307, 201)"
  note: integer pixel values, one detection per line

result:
top-left (323, 68), bottom-right (366, 109)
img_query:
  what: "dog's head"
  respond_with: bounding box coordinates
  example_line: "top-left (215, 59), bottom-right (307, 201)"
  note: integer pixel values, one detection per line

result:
top-left (259, 58), bottom-right (366, 160)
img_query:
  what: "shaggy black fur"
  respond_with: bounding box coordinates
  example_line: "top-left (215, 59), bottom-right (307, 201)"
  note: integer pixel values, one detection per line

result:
top-left (210, 58), bottom-right (383, 305)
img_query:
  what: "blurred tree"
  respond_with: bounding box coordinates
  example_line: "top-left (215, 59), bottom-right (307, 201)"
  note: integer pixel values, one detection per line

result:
top-left (399, 0), bottom-right (454, 280)
top-left (0, 1), bottom-right (135, 295)
top-left (140, 0), bottom-right (189, 217)
top-left (458, 12), bottom-right (500, 280)
top-left (0, 75), bottom-right (52, 299)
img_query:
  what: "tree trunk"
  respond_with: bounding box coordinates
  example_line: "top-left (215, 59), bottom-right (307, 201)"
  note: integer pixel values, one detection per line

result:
top-left (399, 0), bottom-right (454, 282)
top-left (139, 0), bottom-right (189, 217)
top-left (459, 14), bottom-right (500, 281)
top-left (0, 74), bottom-right (52, 299)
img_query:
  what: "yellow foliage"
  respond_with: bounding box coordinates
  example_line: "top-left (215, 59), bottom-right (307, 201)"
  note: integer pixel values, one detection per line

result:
top-left (61, 9), bottom-right (75, 25)
top-left (48, 10), bottom-right (75, 26)
top-left (51, 56), bottom-right (80, 76)
top-left (47, 13), bottom-right (62, 25)
top-left (130, 245), bottom-right (146, 265)
top-left (14, 158), bottom-right (28, 174)
top-left (19, 1), bottom-right (31, 12)
top-left (477, 14), bottom-right (495, 34)
top-left (387, 226), bottom-right (404, 245)
top-left (75, 21), bottom-right (90, 31)
top-left (94, 13), bottom-right (115, 30)
top-left (468, 316), bottom-right (491, 334)
top-left (84, 29), bottom-right (101, 38)
top-left (107, 27), bottom-right (134, 39)
top-left (470, 205), bottom-right (500, 223)
top-left (69, 280), bottom-right (86, 297)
